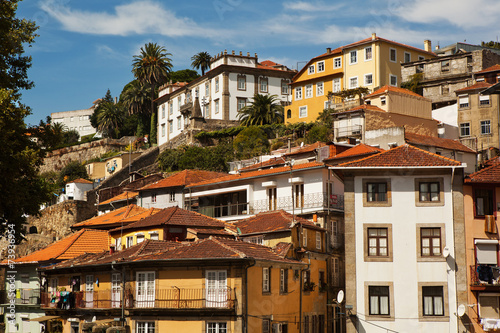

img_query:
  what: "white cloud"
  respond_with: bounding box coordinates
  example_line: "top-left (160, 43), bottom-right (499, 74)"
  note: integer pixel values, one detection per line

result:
top-left (283, 1), bottom-right (344, 12)
top-left (394, 0), bottom-right (500, 28)
top-left (39, 0), bottom-right (223, 38)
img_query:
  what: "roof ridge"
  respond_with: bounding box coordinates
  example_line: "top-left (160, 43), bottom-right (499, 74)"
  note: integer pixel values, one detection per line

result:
top-left (407, 144), bottom-right (463, 164)
top-left (54, 229), bottom-right (86, 259)
top-left (211, 237), bottom-right (246, 258)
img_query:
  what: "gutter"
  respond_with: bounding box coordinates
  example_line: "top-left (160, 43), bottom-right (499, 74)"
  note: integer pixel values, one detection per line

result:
top-left (329, 164), bottom-right (466, 170)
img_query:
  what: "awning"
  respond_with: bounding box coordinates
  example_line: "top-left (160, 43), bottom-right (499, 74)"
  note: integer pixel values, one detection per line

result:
top-left (29, 316), bottom-right (60, 322)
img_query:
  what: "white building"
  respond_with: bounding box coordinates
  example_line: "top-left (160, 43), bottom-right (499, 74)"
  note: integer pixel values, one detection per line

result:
top-left (332, 144), bottom-right (467, 333)
top-left (62, 178), bottom-right (93, 202)
top-left (155, 51), bottom-right (295, 146)
top-left (51, 107), bottom-right (97, 139)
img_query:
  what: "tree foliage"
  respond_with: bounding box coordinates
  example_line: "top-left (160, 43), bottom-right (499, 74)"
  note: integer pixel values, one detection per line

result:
top-left (401, 73), bottom-right (424, 95)
top-left (481, 41), bottom-right (500, 50)
top-left (57, 160), bottom-right (89, 187)
top-left (233, 126), bottom-right (270, 159)
top-left (170, 69), bottom-right (200, 83)
top-left (238, 94), bottom-right (284, 126)
top-left (96, 100), bottom-right (124, 139)
top-left (191, 52), bottom-right (211, 76)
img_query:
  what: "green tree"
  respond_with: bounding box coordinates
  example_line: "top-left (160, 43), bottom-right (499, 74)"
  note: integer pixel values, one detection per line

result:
top-left (62, 129), bottom-right (80, 145)
top-left (57, 160), bottom-right (89, 188)
top-left (120, 80), bottom-right (152, 136)
top-left (191, 52), bottom-right (211, 76)
top-left (233, 126), bottom-right (270, 159)
top-left (238, 94), bottom-right (284, 126)
top-left (132, 43), bottom-right (173, 144)
top-left (170, 69), bottom-right (200, 83)
top-left (401, 73), bottom-right (424, 95)
top-left (305, 124), bottom-right (330, 144)
top-left (96, 101), bottom-right (124, 138)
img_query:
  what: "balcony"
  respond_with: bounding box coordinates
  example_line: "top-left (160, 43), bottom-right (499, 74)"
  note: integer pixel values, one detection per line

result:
top-left (250, 192), bottom-right (344, 214)
top-left (180, 101), bottom-right (193, 114)
top-left (335, 125), bottom-right (362, 139)
top-left (331, 99), bottom-right (362, 112)
top-left (470, 265), bottom-right (500, 291)
top-left (459, 137), bottom-right (477, 152)
top-left (0, 289), bottom-right (40, 305)
top-left (40, 287), bottom-right (235, 311)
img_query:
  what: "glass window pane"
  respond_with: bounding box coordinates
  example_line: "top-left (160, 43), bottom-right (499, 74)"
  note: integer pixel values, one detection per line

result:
top-left (421, 229), bottom-right (431, 236)
top-left (420, 183), bottom-right (428, 193)
top-left (423, 296), bottom-right (433, 315)
top-left (370, 296), bottom-right (379, 314)
top-left (380, 296), bottom-right (389, 315)
top-left (379, 247), bottom-right (387, 256)
top-left (434, 297), bottom-right (443, 315)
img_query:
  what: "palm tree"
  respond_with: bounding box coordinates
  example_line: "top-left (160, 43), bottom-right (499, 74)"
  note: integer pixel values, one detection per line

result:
top-left (121, 80), bottom-right (152, 116)
top-left (132, 43), bottom-right (172, 143)
top-left (97, 101), bottom-right (124, 138)
top-left (191, 51), bottom-right (211, 76)
top-left (238, 94), bottom-right (284, 126)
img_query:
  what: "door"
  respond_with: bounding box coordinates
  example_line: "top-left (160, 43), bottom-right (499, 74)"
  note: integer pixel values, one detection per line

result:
top-left (206, 270), bottom-right (227, 307)
top-left (111, 273), bottom-right (121, 308)
top-left (85, 275), bottom-right (94, 308)
top-left (136, 272), bottom-right (155, 308)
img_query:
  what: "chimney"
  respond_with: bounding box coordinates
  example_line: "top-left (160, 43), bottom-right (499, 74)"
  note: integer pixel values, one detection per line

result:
top-left (371, 32), bottom-right (376, 40)
top-left (424, 40), bottom-right (432, 52)
top-left (109, 244), bottom-right (115, 254)
top-left (326, 47), bottom-right (331, 54)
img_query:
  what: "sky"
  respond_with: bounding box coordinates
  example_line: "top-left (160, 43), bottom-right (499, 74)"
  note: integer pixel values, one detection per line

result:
top-left (17, 0), bottom-right (500, 126)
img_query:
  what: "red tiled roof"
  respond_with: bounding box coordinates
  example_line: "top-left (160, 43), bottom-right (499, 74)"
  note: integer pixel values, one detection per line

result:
top-left (273, 242), bottom-right (292, 258)
top-left (285, 141), bottom-right (327, 155)
top-left (344, 104), bottom-right (386, 113)
top-left (465, 161), bottom-right (500, 183)
top-left (484, 156), bottom-right (500, 167)
top-left (8, 229), bottom-right (109, 264)
top-left (139, 169), bottom-right (228, 190)
top-left (187, 162), bottom-right (325, 188)
top-left (239, 156), bottom-right (287, 172)
top-left (405, 132), bottom-right (476, 154)
top-left (475, 64), bottom-right (500, 75)
top-left (108, 206), bottom-right (227, 234)
top-left (342, 36), bottom-right (435, 56)
top-left (98, 191), bottom-right (138, 205)
top-left (326, 143), bottom-right (384, 160)
top-left (71, 204), bottom-right (158, 229)
top-left (338, 144), bottom-right (462, 168)
top-left (366, 85), bottom-right (428, 100)
top-left (455, 81), bottom-right (493, 93)
top-left (69, 178), bottom-right (93, 184)
top-left (234, 210), bottom-right (320, 236)
top-left (187, 228), bottom-right (234, 236)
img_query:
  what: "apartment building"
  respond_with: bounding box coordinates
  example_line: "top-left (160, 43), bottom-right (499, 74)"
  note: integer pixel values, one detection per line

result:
top-left (51, 107), bottom-right (96, 138)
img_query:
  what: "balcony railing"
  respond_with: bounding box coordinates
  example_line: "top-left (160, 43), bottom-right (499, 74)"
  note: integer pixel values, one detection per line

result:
top-left (331, 99), bottom-right (362, 112)
top-left (335, 125), bottom-right (362, 138)
top-left (250, 192), bottom-right (344, 214)
top-left (0, 289), bottom-right (40, 305)
top-left (40, 287), bottom-right (235, 310)
top-left (470, 265), bottom-right (500, 290)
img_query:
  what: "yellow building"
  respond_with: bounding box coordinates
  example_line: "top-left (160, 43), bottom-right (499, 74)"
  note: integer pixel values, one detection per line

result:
top-left (287, 34), bottom-right (435, 124)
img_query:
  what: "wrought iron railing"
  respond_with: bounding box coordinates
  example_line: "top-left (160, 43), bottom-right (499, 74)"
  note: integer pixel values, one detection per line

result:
top-left (250, 192), bottom-right (344, 214)
top-left (335, 125), bottom-right (362, 138)
top-left (40, 287), bottom-right (235, 310)
top-left (470, 265), bottom-right (500, 286)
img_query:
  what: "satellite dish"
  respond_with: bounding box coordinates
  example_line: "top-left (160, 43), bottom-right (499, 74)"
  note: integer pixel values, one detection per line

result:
top-left (443, 247), bottom-right (450, 258)
top-left (457, 304), bottom-right (466, 317)
top-left (301, 142), bottom-right (304, 147)
top-left (336, 290), bottom-right (344, 304)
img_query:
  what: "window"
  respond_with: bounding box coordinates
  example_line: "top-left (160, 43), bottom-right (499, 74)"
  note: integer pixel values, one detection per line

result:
top-left (480, 94), bottom-right (490, 106)
top-left (441, 60), bottom-right (450, 72)
top-left (295, 87), bottom-right (302, 100)
top-left (305, 84), bottom-right (313, 98)
top-left (317, 61), bottom-right (325, 72)
top-left (299, 106), bottom-right (307, 118)
top-left (136, 272), bottom-right (155, 307)
top-left (390, 74), bottom-right (397, 86)
top-left (330, 220), bottom-right (339, 247)
top-left (475, 188), bottom-right (494, 216)
top-left (268, 187), bottom-right (277, 210)
top-left (260, 78), bottom-right (268, 92)
top-left (350, 50), bottom-right (357, 64)
top-left (126, 236), bottom-right (133, 248)
top-left (316, 82), bottom-right (324, 96)
top-left (161, 124), bottom-right (165, 137)
top-left (207, 322), bottom-right (227, 333)
top-left (281, 80), bottom-right (289, 94)
top-left (418, 56), bottom-right (425, 71)
top-left (404, 52), bottom-right (411, 63)
top-left (295, 183), bottom-right (304, 208)
top-left (303, 228), bottom-right (307, 247)
top-left (169, 102), bottom-right (173, 115)
top-left (149, 232), bottom-right (159, 241)
top-left (152, 193), bottom-right (157, 203)
top-left (332, 78), bottom-right (341, 92)
top-left (481, 120), bottom-right (491, 135)
top-left (421, 228), bottom-right (441, 256)
top-left (237, 98), bottom-right (247, 111)
top-left (169, 191), bottom-right (175, 202)
top-left (367, 182), bottom-right (387, 202)
top-left (316, 231), bottom-right (321, 250)
top-left (419, 182), bottom-right (440, 202)
top-left (368, 228), bottom-right (388, 257)
top-left (365, 46), bottom-right (372, 61)
top-left (334, 57), bottom-right (341, 68)
top-left (319, 271), bottom-right (325, 292)
top-left (177, 96), bottom-right (181, 110)
top-left (460, 123), bottom-right (470, 137)
top-left (262, 319), bottom-right (271, 333)
top-left (280, 269), bottom-right (288, 293)
top-left (215, 77), bottom-right (219, 92)
top-left (331, 257), bottom-right (340, 287)
top-left (304, 316), bottom-right (309, 333)
top-left (262, 267), bottom-right (270, 293)
top-left (115, 237), bottom-right (122, 251)
top-left (215, 99), bottom-right (220, 114)
top-left (168, 120), bottom-right (173, 133)
top-left (137, 322), bottom-right (155, 333)
top-left (272, 323), bottom-right (288, 333)
top-left (287, 109), bottom-right (291, 118)
top-left (389, 48), bottom-right (396, 62)
top-left (364, 74), bottom-right (373, 85)
top-left (161, 105), bottom-right (165, 119)
top-left (308, 65), bottom-right (315, 74)
top-left (303, 270), bottom-right (311, 291)
top-left (459, 95), bottom-right (469, 108)
top-left (237, 75), bottom-right (246, 90)
top-left (177, 117), bottom-right (181, 130)
top-left (136, 233), bottom-right (145, 244)
top-left (422, 286), bottom-right (444, 316)
top-left (349, 76), bottom-right (358, 89)
top-left (369, 286), bottom-right (390, 315)
top-left (205, 83), bottom-right (210, 96)
top-left (380, 96), bottom-right (386, 106)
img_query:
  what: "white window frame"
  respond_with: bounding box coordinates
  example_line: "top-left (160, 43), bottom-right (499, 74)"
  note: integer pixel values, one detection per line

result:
top-left (177, 117), bottom-right (181, 130)
top-left (136, 271), bottom-right (155, 308)
top-left (161, 105), bottom-right (165, 119)
top-left (295, 87), bottom-right (302, 100)
top-left (136, 233), bottom-right (145, 244)
top-left (260, 77), bottom-right (268, 93)
top-left (305, 84), bottom-right (313, 98)
top-left (317, 61), bottom-right (325, 72)
top-left (316, 82), bottom-right (324, 96)
top-left (365, 46), bottom-right (372, 61)
top-left (168, 120), bottom-right (173, 134)
top-left (349, 76), bottom-right (358, 89)
top-left (169, 102), bottom-right (173, 115)
top-left (237, 75), bottom-right (246, 91)
top-left (303, 228), bottom-right (308, 247)
top-left (161, 124), bottom-right (165, 137)
top-left (481, 120), bottom-right (491, 135)
top-left (237, 98), bottom-right (246, 112)
top-left (263, 267), bottom-right (270, 292)
top-left (332, 78), bottom-right (341, 93)
top-left (459, 95), bottom-right (469, 108)
top-left (207, 322), bottom-right (227, 333)
top-left (137, 321), bottom-right (155, 333)
top-left (215, 99), bottom-right (220, 114)
top-left (480, 94), bottom-right (491, 106)
top-left (389, 48), bottom-right (397, 63)
top-left (215, 77), bottom-right (219, 92)
top-left (459, 123), bottom-right (470, 137)
top-left (126, 236), bottom-right (133, 248)
top-left (334, 57), bottom-right (342, 68)
top-left (404, 52), bottom-right (411, 63)
top-left (316, 231), bottom-right (321, 250)
top-left (308, 64), bottom-right (315, 75)
top-left (349, 50), bottom-right (357, 65)
top-left (364, 73), bottom-right (373, 86)
top-left (389, 74), bottom-right (397, 87)
top-left (299, 106), bottom-right (308, 118)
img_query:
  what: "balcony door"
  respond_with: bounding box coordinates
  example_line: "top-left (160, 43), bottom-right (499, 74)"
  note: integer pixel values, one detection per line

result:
top-left (85, 275), bottom-right (94, 308)
top-left (136, 272), bottom-right (155, 308)
top-left (206, 270), bottom-right (227, 307)
top-left (111, 273), bottom-right (121, 308)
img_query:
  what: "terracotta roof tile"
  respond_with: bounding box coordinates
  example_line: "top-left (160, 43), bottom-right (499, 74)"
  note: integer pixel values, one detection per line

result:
top-left (405, 132), bottom-right (476, 153)
top-left (98, 191), bottom-right (138, 205)
top-left (455, 81), bottom-right (493, 93)
top-left (326, 143), bottom-right (384, 160)
top-left (273, 242), bottom-right (292, 258)
top-left (239, 156), bottom-right (287, 172)
top-left (342, 36), bottom-right (435, 56)
top-left (484, 156), bottom-right (500, 167)
top-left (71, 204), bottom-right (158, 230)
top-left (109, 207), bottom-right (227, 234)
top-left (365, 85), bottom-right (428, 100)
top-left (338, 144), bottom-right (462, 168)
top-left (285, 141), bottom-right (327, 155)
top-left (139, 170), bottom-right (228, 190)
top-left (9, 229), bottom-right (109, 264)
top-left (187, 162), bottom-right (325, 188)
top-left (69, 178), bottom-right (93, 184)
top-left (475, 64), bottom-right (500, 75)
top-left (344, 104), bottom-right (386, 113)
top-left (465, 161), bottom-right (500, 183)
top-left (234, 210), bottom-right (320, 235)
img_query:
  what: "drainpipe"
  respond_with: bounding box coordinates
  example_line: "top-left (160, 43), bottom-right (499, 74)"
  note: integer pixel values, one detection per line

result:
top-left (244, 259), bottom-right (256, 333)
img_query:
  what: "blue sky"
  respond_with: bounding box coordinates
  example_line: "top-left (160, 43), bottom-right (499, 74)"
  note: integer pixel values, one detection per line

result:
top-left (18, 0), bottom-right (500, 126)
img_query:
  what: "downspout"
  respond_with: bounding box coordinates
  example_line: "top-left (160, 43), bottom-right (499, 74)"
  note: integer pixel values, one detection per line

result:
top-left (244, 259), bottom-right (256, 333)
